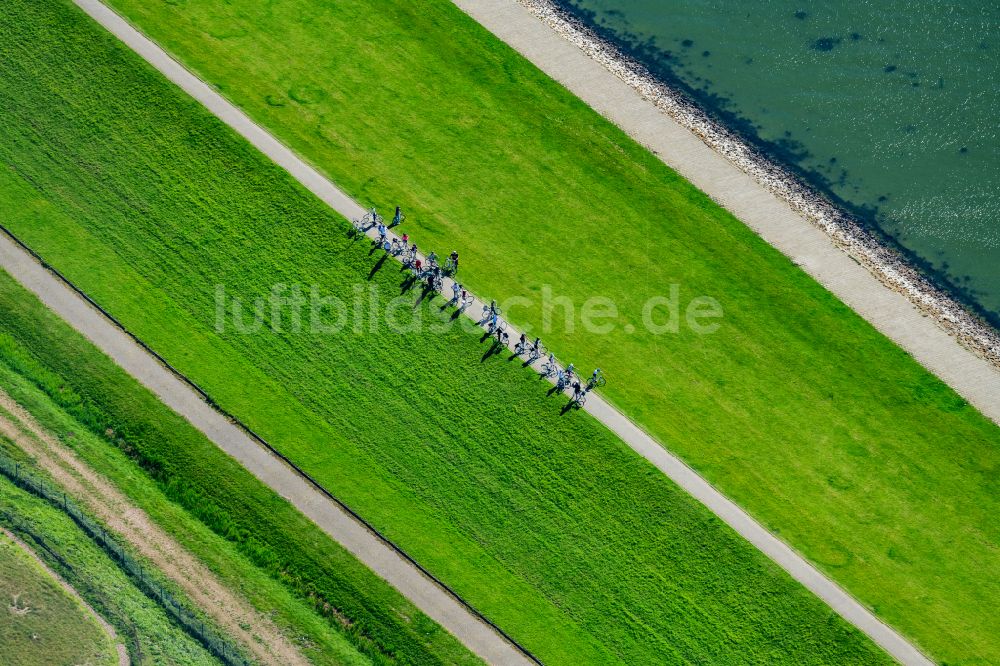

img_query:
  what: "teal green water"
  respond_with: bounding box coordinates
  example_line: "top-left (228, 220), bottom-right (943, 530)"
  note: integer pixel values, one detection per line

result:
top-left (560, 0), bottom-right (999, 325)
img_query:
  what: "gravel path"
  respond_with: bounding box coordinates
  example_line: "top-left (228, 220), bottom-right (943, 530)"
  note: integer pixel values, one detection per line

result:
top-left (6, 0), bottom-right (951, 663)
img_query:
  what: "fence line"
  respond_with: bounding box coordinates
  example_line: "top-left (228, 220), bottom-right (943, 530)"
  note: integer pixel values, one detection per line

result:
top-left (0, 450), bottom-right (250, 666)
top-left (0, 221), bottom-right (543, 665)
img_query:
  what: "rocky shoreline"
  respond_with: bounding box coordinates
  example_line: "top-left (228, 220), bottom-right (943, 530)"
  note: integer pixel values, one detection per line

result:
top-left (517, 0), bottom-right (1000, 369)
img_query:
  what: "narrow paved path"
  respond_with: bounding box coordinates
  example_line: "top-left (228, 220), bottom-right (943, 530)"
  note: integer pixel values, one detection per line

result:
top-left (13, 0), bottom-right (936, 664)
top-left (0, 234), bottom-right (532, 665)
top-left (453, 0), bottom-right (1000, 429)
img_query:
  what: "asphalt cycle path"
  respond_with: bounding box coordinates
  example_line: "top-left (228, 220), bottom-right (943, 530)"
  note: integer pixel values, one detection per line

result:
top-left (8, 1), bottom-right (942, 663)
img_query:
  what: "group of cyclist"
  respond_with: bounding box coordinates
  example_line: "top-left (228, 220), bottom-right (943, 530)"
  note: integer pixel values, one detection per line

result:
top-left (477, 300), bottom-right (605, 407)
top-left (354, 205), bottom-right (605, 407)
top-left (355, 207), bottom-right (460, 291)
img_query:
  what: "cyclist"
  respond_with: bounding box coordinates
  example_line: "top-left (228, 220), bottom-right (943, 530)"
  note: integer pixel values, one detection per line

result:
top-left (478, 300), bottom-right (498, 326)
top-left (451, 281), bottom-right (462, 305)
top-left (413, 258), bottom-right (423, 275)
top-left (392, 206), bottom-right (403, 227)
top-left (572, 380), bottom-right (584, 403)
top-left (515, 332), bottom-right (527, 354)
top-left (448, 250), bottom-right (460, 273)
top-left (565, 363), bottom-right (576, 381)
top-left (556, 369), bottom-right (568, 391)
top-left (427, 251), bottom-right (438, 268)
top-left (589, 368), bottom-right (603, 389)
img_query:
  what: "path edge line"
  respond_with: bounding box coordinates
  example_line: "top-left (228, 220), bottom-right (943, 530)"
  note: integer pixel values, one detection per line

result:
top-left (0, 222), bottom-right (543, 666)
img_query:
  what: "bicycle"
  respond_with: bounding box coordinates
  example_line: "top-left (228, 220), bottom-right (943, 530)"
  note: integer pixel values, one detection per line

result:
top-left (364, 207), bottom-right (384, 227)
top-left (540, 357), bottom-right (558, 378)
top-left (350, 217), bottom-right (372, 236)
top-left (586, 373), bottom-right (607, 391)
top-left (555, 372), bottom-right (570, 392)
top-left (526, 341), bottom-right (545, 363)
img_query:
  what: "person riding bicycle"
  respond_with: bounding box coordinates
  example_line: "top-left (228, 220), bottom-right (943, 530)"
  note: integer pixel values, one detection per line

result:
top-left (565, 363), bottom-right (575, 381)
top-left (427, 251), bottom-right (438, 267)
top-left (448, 250), bottom-right (459, 273)
top-left (479, 300), bottom-right (498, 326)
top-left (572, 380), bottom-right (584, 402)
top-left (392, 206), bottom-right (403, 227)
top-left (589, 368), bottom-right (603, 389)
top-left (516, 332), bottom-right (527, 354)
top-left (530, 337), bottom-right (543, 360)
top-left (556, 369), bottom-right (568, 391)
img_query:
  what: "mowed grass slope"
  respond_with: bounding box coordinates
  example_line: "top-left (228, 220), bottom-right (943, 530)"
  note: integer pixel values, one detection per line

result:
top-left (89, 0), bottom-right (1000, 661)
top-left (0, 1), bottom-right (892, 663)
top-left (0, 477), bottom-right (219, 665)
top-left (0, 339), bottom-right (406, 666)
top-left (0, 530), bottom-right (118, 666)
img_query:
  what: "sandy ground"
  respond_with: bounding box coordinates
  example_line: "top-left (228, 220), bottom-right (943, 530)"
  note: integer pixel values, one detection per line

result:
top-left (0, 389), bottom-right (310, 666)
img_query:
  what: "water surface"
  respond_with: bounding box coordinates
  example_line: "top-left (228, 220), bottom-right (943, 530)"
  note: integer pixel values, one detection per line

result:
top-left (559, 0), bottom-right (1000, 324)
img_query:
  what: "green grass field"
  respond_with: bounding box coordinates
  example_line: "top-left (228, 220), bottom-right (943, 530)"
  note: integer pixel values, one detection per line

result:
top-left (0, 350), bottom-right (414, 666)
top-left (73, 0), bottom-right (1000, 661)
top-left (0, 476), bottom-right (219, 665)
top-left (0, 283), bottom-right (478, 666)
top-left (0, 1), bottom-right (899, 663)
top-left (0, 529), bottom-right (118, 666)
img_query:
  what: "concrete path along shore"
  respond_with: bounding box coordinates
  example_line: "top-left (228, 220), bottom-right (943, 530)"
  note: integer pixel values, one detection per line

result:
top-left (452, 0), bottom-right (1000, 429)
top-left (1, 0), bottom-right (951, 663)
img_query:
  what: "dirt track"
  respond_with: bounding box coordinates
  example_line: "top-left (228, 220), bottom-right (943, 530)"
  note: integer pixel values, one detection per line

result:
top-left (0, 389), bottom-right (310, 666)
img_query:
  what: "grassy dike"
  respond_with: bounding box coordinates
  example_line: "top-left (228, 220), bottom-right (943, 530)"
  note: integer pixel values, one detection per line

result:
top-left (0, 1), bottom-right (896, 663)
top-left (0, 346), bottom-right (408, 666)
top-left (0, 528), bottom-right (119, 666)
top-left (0, 477), bottom-right (218, 665)
top-left (76, 0), bottom-right (1000, 662)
